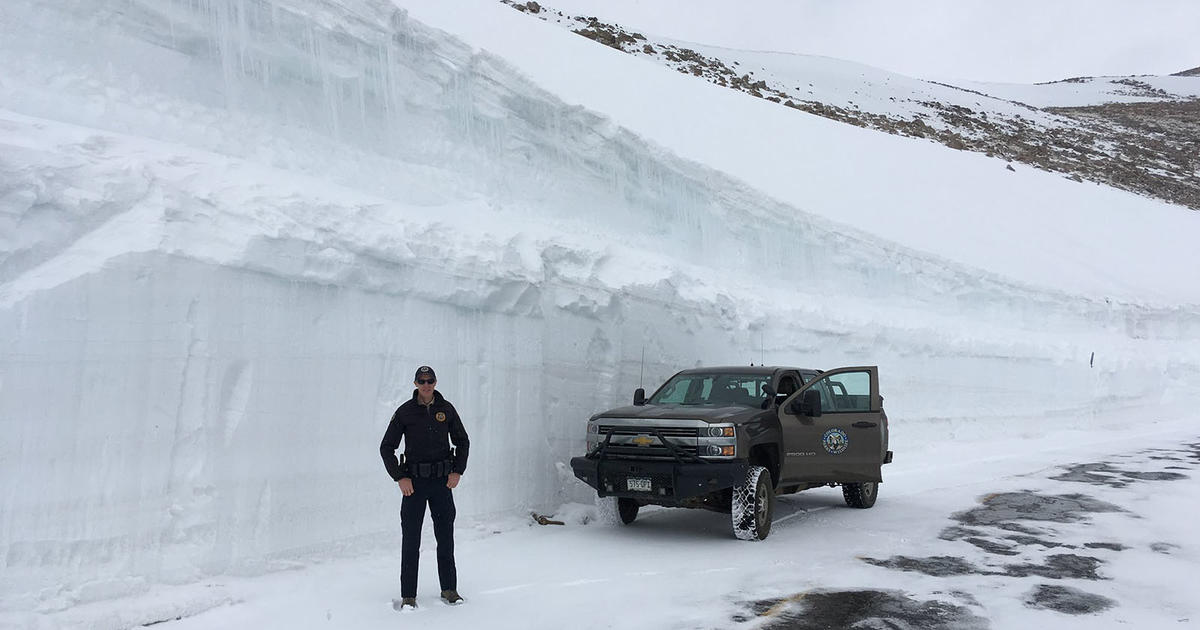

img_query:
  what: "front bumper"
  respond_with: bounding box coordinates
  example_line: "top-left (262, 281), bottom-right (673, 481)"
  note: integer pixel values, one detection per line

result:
top-left (570, 455), bottom-right (748, 501)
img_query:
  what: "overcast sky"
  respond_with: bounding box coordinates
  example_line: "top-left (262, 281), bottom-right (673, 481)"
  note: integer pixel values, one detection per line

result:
top-left (550, 0), bottom-right (1200, 83)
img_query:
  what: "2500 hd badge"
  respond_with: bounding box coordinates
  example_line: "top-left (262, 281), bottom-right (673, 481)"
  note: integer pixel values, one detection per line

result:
top-left (570, 365), bottom-right (893, 540)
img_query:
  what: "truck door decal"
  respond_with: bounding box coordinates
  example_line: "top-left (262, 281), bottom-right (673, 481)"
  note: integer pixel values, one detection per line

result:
top-left (822, 428), bottom-right (849, 454)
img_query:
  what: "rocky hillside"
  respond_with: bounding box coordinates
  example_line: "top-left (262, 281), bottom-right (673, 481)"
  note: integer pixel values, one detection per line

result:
top-left (504, 1), bottom-right (1200, 211)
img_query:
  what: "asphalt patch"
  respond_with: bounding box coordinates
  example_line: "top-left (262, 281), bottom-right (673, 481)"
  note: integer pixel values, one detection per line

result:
top-left (1024, 584), bottom-right (1116, 615)
top-left (863, 552), bottom-right (1104, 580)
top-left (963, 536), bottom-right (1021, 556)
top-left (742, 589), bottom-right (988, 630)
top-left (862, 555), bottom-right (983, 577)
top-left (951, 492), bottom-right (1124, 526)
top-left (1139, 443), bottom-right (1200, 464)
top-left (996, 521), bottom-right (1048, 536)
top-left (930, 492), bottom-right (1123, 558)
top-left (1084, 542), bottom-right (1128, 551)
top-left (942, 528), bottom-right (1072, 556)
top-left (1002, 553), bottom-right (1105, 580)
top-left (1151, 542), bottom-right (1180, 554)
top-left (1051, 462), bottom-right (1188, 487)
top-left (1004, 533), bottom-right (1068, 549)
top-left (1052, 443), bottom-right (1199, 487)
top-left (866, 490), bottom-right (1120, 579)
top-left (947, 590), bottom-right (981, 607)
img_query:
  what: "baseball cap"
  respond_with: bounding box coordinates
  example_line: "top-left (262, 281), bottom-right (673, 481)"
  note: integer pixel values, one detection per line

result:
top-left (414, 365), bottom-right (437, 382)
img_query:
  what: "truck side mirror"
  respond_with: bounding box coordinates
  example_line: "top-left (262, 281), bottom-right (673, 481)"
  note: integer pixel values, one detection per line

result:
top-left (800, 389), bottom-right (822, 417)
top-left (633, 388), bottom-right (646, 406)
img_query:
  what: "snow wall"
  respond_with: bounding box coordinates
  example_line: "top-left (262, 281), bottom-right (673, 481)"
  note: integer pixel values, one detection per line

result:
top-left (2, 0), bottom-right (1199, 611)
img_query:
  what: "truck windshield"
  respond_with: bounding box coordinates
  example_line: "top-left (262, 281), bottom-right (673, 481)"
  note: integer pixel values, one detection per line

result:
top-left (647, 373), bottom-right (769, 407)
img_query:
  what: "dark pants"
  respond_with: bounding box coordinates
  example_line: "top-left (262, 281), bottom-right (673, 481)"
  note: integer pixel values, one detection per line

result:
top-left (400, 476), bottom-right (457, 597)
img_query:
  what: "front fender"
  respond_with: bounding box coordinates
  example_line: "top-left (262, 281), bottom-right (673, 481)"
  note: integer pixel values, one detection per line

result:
top-left (737, 411), bottom-right (781, 455)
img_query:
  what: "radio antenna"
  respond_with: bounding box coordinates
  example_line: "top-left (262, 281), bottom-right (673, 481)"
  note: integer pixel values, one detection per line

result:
top-left (760, 331), bottom-right (765, 365)
top-left (639, 345), bottom-right (645, 388)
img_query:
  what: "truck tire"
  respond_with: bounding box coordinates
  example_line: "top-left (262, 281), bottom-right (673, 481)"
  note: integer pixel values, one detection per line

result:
top-left (732, 465), bottom-right (774, 540)
top-left (842, 481), bottom-right (879, 508)
top-left (596, 496), bottom-right (639, 525)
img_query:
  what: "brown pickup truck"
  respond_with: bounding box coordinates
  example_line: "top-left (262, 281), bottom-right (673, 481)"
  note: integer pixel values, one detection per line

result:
top-left (570, 365), bottom-right (892, 540)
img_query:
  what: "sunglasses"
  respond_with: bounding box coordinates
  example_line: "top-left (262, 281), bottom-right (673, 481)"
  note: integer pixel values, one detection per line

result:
top-left (416, 378), bottom-right (436, 385)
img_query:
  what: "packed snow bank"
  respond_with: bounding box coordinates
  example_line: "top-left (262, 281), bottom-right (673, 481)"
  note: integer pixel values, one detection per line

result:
top-left (2, 0), bottom-right (1199, 614)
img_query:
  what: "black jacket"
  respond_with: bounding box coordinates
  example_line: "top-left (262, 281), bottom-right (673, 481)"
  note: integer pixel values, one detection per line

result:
top-left (380, 390), bottom-right (470, 481)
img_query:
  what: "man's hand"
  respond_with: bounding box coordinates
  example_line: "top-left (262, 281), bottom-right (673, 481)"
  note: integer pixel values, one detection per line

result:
top-left (447, 472), bottom-right (461, 489)
top-left (398, 478), bottom-right (414, 496)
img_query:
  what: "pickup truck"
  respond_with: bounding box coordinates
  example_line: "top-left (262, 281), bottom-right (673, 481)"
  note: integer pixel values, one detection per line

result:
top-left (570, 365), bottom-right (892, 540)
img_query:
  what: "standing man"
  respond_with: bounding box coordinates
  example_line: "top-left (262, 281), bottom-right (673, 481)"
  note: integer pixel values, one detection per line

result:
top-left (380, 365), bottom-right (470, 610)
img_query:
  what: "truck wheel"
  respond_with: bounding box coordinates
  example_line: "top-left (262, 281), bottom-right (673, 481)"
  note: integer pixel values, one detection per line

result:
top-left (596, 496), bottom-right (639, 525)
top-left (732, 465), bottom-right (774, 540)
top-left (842, 481), bottom-right (878, 508)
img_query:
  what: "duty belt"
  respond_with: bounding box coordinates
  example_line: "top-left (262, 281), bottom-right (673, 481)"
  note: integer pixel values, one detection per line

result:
top-left (411, 459), bottom-right (454, 478)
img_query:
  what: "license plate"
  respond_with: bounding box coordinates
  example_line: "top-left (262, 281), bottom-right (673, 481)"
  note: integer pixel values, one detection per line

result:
top-left (626, 477), bottom-right (651, 492)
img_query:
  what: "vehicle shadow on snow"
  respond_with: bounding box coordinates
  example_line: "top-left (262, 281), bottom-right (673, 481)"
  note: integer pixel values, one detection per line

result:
top-left (610, 490), bottom-right (845, 542)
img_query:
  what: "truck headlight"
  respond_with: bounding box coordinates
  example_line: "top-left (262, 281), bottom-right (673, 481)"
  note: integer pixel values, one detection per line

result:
top-left (707, 425), bottom-right (735, 437)
top-left (585, 422), bottom-right (599, 451)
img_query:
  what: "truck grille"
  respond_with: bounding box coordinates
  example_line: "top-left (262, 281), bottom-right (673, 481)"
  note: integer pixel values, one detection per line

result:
top-left (603, 444), bottom-right (700, 459)
top-left (598, 425), bottom-right (700, 437)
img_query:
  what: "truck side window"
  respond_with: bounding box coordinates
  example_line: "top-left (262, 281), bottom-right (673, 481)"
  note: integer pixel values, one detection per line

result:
top-left (811, 371), bottom-right (871, 412)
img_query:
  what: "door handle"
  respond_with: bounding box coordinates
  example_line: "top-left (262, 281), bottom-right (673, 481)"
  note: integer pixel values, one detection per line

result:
top-left (851, 421), bottom-right (878, 428)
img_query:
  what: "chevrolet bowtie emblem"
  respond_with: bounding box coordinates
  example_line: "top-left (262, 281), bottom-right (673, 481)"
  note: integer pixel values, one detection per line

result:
top-left (631, 435), bottom-right (656, 446)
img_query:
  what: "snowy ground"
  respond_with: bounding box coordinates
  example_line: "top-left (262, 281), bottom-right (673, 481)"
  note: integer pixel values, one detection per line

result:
top-left (2, 0), bottom-right (1199, 628)
top-left (10, 414), bottom-right (1197, 630)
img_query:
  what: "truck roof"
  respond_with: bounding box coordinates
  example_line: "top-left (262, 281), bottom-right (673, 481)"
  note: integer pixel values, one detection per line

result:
top-left (676, 365), bottom-right (816, 375)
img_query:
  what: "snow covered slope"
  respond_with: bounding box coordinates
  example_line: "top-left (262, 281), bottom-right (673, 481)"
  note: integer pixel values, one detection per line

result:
top-left (545, 0), bottom-right (1200, 83)
top-left (965, 75), bottom-right (1200, 108)
top-left (1, 0), bottom-right (1198, 615)
top-left (498, 1), bottom-right (1200, 211)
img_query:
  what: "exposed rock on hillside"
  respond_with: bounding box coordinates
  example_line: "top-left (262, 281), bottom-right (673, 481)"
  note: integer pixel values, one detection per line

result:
top-left (502, 0), bottom-right (1200, 211)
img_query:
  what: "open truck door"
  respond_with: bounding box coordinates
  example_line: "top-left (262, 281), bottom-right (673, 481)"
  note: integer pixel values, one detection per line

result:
top-left (778, 366), bottom-right (888, 484)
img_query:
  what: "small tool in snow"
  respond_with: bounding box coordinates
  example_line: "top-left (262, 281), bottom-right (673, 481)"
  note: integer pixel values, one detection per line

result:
top-left (531, 512), bottom-right (565, 525)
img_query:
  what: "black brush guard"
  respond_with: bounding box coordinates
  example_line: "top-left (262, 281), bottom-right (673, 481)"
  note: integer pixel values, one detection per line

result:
top-left (570, 429), bottom-right (747, 501)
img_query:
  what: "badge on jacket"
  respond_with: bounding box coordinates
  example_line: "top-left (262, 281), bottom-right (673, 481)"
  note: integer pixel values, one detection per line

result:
top-left (436, 412), bottom-right (447, 422)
